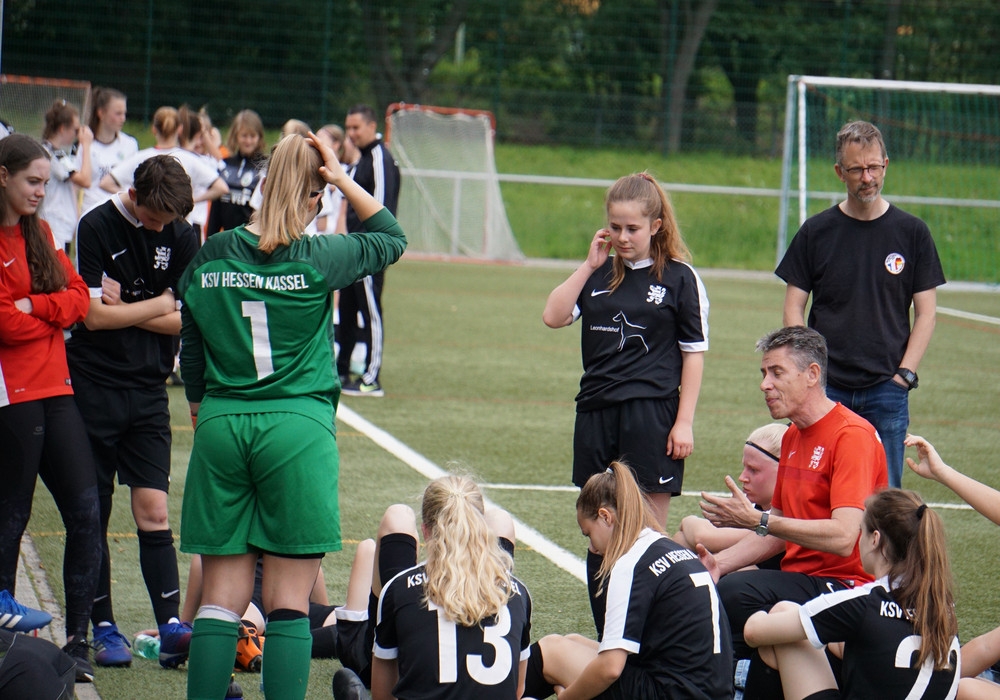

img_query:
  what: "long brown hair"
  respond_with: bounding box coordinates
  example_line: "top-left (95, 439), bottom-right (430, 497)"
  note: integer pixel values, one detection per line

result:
top-left (87, 86), bottom-right (126, 134)
top-left (577, 460), bottom-right (661, 593)
top-left (864, 489), bottom-right (957, 670)
top-left (42, 100), bottom-right (79, 142)
top-left (605, 172), bottom-right (690, 292)
top-left (225, 109), bottom-right (266, 158)
top-left (0, 134), bottom-right (67, 292)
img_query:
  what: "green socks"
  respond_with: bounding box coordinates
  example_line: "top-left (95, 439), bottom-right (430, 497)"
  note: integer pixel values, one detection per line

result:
top-left (261, 617), bottom-right (313, 700)
top-left (186, 617), bottom-right (239, 699)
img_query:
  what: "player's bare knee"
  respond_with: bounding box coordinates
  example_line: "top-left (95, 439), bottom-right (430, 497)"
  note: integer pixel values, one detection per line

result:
top-left (378, 503), bottom-right (417, 539)
top-left (485, 508), bottom-right (515, 543)
top-left (355, 538), bottom-right (376, 561)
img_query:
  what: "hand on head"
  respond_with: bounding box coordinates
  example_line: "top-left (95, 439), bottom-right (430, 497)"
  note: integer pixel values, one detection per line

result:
top-left (307, 131), bottom-right (346, 187)
top-left (587, 228), bottom-right (612, 270)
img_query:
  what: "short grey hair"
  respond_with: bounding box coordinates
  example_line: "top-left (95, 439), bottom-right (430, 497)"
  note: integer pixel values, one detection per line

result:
top-left (756, 326), bottom-right (828, 387)
top-left (836, 120), bottom-right (887, 165)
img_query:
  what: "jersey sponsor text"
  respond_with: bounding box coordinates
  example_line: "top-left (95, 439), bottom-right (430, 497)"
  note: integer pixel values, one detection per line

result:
top-left (648, 547), bottom-right (698, 575)
top-left (200, 271), bottom-right (310, 291)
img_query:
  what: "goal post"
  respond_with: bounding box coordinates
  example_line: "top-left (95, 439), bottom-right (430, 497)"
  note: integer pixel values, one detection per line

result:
top-left (0, 74), bottom-right (92, 138)
top-left (385, 103), bottom-right (524, 261)
top-left (778, 75), bottom-right (1000, 284)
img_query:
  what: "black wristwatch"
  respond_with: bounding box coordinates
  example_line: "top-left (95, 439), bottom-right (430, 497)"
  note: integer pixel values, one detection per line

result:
top-left (896, 367), bottom-right (919, 390)
top-left (754, 511), bottom-right (770, 537)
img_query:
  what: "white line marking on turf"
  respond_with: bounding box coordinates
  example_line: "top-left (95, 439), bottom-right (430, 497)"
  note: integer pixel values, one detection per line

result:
top-left (337, 406), bottom-right (588, 583)
top-left (461, 485), bottom-right (974, 511)
top-left (939, 306), bottom-right (1000, 326)
top-left (338, 406), bottom-right (973, 581)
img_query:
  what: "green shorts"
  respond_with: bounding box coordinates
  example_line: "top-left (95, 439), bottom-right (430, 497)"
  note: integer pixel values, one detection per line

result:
top-left (180, 411), bottom-right (342, 556)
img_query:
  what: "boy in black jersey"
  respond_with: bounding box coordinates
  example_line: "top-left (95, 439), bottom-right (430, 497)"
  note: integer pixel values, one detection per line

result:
top-left (67, 155), bottom-right (198, 668)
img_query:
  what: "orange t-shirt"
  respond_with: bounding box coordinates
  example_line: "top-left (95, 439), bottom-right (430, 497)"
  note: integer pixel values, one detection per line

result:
top-left (772, 402), bottom-right (889, 584)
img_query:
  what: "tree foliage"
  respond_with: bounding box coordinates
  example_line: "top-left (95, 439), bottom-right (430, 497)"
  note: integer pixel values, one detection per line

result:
top-left (2, 0), bottom-right (997, 152)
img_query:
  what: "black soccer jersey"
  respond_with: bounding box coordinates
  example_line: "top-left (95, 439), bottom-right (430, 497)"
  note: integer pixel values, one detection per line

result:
top-left (346, 139), bottom-right (400, 232)
top-left (206, 154), bottom-right (266, 234)
top-left (800, 578), bottom-right (960, 699)
top-left (373, 564), bottom-right (532, 700)
top-left (775, 204), bottom-right (945, 389)
top-left (601, 529), bottom-right (733, 699)
top-left (67, 194), bottom-right (199, 388)
top-left (574, 257), bottom-right (709, 411)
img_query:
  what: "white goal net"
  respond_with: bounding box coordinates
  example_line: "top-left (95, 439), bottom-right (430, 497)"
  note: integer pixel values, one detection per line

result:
top-left (778, 75), bottom-right (1000, 283)
top-left (0, 74), bottom-right (92, 139)
top-left (386, 104), bottom-right (523, 261)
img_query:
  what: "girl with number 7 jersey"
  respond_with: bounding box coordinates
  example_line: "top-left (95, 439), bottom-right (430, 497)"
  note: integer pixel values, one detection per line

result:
top-left (176, 131), bottom-right (406, 700)
top-left (522, 460), bottom-right (733, 700)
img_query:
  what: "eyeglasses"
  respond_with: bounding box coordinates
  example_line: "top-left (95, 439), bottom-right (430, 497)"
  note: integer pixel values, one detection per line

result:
top-left (841, 163), bottom-right (885, 177)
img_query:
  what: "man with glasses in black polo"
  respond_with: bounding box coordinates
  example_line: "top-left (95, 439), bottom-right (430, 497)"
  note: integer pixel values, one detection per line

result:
top-left (775, 120), bottom-right (945, 489)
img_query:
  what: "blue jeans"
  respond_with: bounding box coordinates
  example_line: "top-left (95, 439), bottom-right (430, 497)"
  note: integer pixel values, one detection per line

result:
top-left (827, 379), bottom-right (909, 487)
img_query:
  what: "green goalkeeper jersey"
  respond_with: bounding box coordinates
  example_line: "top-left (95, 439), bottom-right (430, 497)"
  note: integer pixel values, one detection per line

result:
top-left (178, 209), bottom-right (406, 425)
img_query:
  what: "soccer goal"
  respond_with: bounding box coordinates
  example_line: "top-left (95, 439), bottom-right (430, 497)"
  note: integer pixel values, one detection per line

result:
top-left (0, 74), bottom-right (92, 139)
top-left (778, 75), bottom-right (1000, 284)
top-left (385, 103), bottom-right (524, 261)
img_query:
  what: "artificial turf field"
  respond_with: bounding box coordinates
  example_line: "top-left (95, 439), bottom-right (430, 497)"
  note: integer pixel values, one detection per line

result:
top-left (27, 257), bottom-right (1000, 699)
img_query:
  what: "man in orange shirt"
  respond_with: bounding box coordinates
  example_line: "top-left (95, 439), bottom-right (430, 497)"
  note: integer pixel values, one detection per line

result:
top-left (699, 326), bottom-right (888, 697)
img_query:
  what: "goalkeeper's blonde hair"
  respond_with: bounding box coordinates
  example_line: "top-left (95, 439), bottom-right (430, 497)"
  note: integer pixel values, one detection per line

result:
top-left (421, 475), bottom-right (514, 627)
top-left (253, 134), bottom-right (325, 254)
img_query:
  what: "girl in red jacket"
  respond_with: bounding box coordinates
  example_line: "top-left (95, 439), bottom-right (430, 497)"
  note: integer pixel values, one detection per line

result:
top-left (0, 133), bottom-right (101, 682)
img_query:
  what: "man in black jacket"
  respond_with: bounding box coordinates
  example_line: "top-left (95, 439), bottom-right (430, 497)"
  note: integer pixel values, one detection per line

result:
top-left (338, 104), bottom-right (401, 397)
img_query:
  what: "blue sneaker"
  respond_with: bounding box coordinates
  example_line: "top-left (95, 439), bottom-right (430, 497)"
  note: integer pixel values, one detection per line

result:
top-left (93, 622), bottom-right (133, 667)
top-left (0, 589), bottom-right (52, 632)
top-left (158, 620), bottom-right (192, 668)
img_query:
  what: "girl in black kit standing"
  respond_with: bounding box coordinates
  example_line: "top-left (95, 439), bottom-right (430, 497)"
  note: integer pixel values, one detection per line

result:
top-left (543, 172), bottom-right (709, 530)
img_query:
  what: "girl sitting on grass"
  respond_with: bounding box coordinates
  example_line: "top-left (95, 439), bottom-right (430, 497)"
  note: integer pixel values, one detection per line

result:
top-left (743, 488), bottom-right (959, 699)
top-left (522, 460), bottom-right (733, 699)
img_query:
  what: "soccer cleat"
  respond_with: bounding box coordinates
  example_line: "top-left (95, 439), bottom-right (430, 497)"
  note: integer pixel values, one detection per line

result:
top-left (332, 667), bottom-right (370, 700)
top-left (341, 379), bottom-right (384, 397)
top-left (92, 623), bottom-right (133, 667)
top-left (63, 638), bottom-right (95, 682)
top-left (225, 673), bottom-right (245, 698)
top-left (234, 622), bottom-right (263, 672)
top-left (158, 620), bottom-right (193, 668)
top-left (0, 589), bottom-right (52, 632)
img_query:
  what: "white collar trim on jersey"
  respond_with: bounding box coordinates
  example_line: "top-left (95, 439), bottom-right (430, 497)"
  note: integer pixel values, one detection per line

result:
top-left (622, 258), bottom-right (653, 270)
top-left (111, 193), bottom-right (143, 229)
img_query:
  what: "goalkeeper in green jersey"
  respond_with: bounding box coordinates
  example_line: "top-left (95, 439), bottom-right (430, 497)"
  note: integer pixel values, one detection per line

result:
top-left (177, 131), bottom-right (406, 700)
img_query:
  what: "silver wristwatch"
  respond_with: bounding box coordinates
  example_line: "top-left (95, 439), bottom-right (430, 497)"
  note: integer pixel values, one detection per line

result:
top-left (754, 511), bottom-right (770, 537)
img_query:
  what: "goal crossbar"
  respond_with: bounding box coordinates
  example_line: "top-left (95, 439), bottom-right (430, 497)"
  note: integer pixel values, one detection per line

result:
top-left (778, 75), bottom-right (1000, 272)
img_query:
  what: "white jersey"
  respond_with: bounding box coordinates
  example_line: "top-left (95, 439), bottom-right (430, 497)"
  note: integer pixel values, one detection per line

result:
top-left (185, 151), bottom-right (221, 229)
top-left (109, 146), bottom-right (222, 226)
top-left (40, 142), bottom-right (81, 249)
top-left (81, 132), bottom-right (139, 216)
top-left (304, 185), bottom-right (337, 236)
